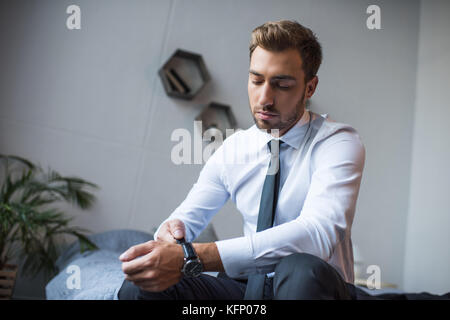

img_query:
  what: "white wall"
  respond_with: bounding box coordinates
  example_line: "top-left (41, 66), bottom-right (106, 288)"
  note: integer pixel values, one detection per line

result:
top-left (403, 0), bottom-right (450, 295)
top-left (0, 0), bottom-right (424, 298)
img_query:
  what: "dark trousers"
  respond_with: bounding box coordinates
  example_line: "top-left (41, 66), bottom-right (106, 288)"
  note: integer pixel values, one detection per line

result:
top-left (118, 252), bottom-right (450, 300)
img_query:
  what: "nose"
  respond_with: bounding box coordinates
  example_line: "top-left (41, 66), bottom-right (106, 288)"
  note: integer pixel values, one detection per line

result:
top-left (258, 82), bottom-right (275, 108)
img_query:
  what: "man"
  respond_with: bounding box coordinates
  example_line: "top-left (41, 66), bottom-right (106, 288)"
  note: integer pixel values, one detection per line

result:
top-left (118, 20), bottom-right (365, 300)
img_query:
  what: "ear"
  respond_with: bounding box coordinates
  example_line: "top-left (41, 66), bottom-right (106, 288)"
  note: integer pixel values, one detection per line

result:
top-left (305, 76), bottom-right (319, 99)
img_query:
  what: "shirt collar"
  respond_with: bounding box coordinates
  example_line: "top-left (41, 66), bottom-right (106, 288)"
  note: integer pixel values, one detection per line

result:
top-left (253, 109), bottom-right (311, 150)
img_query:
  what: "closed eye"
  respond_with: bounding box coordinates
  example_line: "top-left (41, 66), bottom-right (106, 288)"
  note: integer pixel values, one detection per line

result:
top-left (251, 78), bottom-right (294, 90)
top-left (252, 80), bottom-right (264, 85)
top-left (275, 79), bottom-right (295, 89)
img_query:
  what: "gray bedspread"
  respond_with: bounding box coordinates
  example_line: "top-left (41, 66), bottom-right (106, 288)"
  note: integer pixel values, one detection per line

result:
top-left (45, 229), bottom-right (153, 300)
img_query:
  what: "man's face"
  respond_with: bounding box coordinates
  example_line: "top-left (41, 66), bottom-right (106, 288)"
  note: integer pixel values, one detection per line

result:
top-left (248, 46), bottom-right (317, 136)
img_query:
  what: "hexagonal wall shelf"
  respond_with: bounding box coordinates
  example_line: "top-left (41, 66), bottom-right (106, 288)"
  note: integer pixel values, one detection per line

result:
top-left (195, 102), bottom-right (237, 137)
top-left (158, 49), bottom-right (210, 100)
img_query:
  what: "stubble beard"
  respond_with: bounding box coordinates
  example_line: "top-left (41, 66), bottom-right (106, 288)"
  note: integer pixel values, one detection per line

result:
top-left (251, 91), bottom-right (306, 135)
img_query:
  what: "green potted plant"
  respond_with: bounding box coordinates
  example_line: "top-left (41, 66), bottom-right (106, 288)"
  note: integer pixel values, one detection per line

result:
top-left (0, 154), bottom-right (99, 299)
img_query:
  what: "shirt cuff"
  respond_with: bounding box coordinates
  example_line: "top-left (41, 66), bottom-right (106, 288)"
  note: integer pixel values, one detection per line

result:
top-left (215, 236), bottom-right (255, 279)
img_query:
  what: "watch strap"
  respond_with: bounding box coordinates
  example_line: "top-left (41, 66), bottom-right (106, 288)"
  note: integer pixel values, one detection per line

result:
top-left (182, 242), bottom-right (197, 260)
top-left (176, 238), bottom-right (197, 260)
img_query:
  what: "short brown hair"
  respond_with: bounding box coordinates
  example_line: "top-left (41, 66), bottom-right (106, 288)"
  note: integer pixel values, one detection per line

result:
top-left (249, 20), bottom-right (322, 82)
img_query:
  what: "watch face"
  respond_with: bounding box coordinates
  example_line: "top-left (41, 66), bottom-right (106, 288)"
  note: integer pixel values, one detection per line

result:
top-left (184, 259), bottom-right (203, 277)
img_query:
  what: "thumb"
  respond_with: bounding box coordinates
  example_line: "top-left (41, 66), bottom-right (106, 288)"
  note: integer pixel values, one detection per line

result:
top-left (169, 219), bottom-right (185, 240)
top-left (119, 240), bottom-right (155, 262)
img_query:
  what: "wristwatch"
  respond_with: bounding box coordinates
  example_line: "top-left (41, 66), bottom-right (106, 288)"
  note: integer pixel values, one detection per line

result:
top-left (176, 238), bottom-right (203, 277)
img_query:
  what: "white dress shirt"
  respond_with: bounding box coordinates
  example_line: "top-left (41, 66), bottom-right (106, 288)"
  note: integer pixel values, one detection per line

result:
top-left (155, 110), bottom-right (365, 283)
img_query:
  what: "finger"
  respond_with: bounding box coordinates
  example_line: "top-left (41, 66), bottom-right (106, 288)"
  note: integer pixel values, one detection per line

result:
top-left (125, 268), bottom-right (156, 283)
top-left (122, 255), bottom-right (150, 275)
top-left (156, 223), bottom-right (176, 243)
top-left (119, 240), bottom-right (155, 262)
top-left (168, 219), bottom-right (185, 240)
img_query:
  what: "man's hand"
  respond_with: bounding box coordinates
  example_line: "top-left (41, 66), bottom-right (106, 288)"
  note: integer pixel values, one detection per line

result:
top-left (119, 240), bottom-right (184, 292)
top-left (155, 219), bottom-right (186, 243)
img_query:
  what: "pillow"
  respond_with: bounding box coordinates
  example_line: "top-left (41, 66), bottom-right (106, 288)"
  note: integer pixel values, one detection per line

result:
top-left (54, 229), bottom-right (154, 271)
top-left (47, 250), bottom-right (125, 300)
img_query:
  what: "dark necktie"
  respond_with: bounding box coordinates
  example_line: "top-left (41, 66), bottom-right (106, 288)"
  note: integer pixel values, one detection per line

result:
top-left (244, 139), bottom-right (284, 300)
